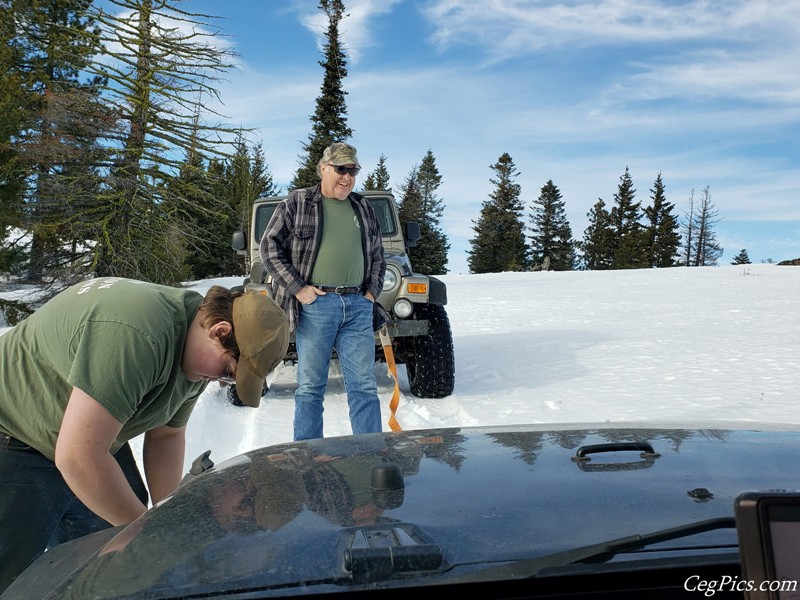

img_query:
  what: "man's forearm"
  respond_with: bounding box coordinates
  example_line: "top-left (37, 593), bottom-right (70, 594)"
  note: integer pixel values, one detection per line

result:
top-left (56, 386), bottom-right (149, 525)
top-left (143, 427), bottom-right (186, 504)
top-left (58, 452), bottom-right (147, 525)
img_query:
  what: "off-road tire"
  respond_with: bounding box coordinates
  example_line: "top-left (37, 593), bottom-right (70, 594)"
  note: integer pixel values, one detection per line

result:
top-left (405, 304), bottom-right (455, 398)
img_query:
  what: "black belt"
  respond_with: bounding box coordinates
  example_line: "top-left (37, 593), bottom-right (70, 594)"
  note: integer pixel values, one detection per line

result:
top-left (316, 285), bottom-right (363, 294)
top-left (0, 433), bottom-right (29, 448)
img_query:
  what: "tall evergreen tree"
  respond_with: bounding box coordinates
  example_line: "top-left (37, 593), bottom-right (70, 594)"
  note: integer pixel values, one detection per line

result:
top-left (609, 166), bottom-right (646, 269)
top-left (467, 153), bottom-right (528, 273)
top-left (220, 138), bottom-right (277, 275)
top-left (83, 0), bottom-right (240, 284)
top-left (691, 185), bottom-right (723, 266)
top-left (581, 198), bottom-right (614, 270)
top-left (0, 0), bottom-right (27, 274)
top-left (415, 150), bottom-right (449, 274)
top-left (397, 166), bottom-right (423, 226)
top-left (417, 151), bottom-right (443, 218)
top-left (681, 188), bottom-right (696, 267)
top-left (396, 151), bottom-right (449, 274)
top-left (291, 0), bottom-right (352, 190)
top-left (225, 138), bottom-right (278, 232)
top-left (8, 0), bottom-right (106, 283)
top-left (161, 150), bottom-right (204, 281)
top-left (246, 142), bottom-right (279, 201)
top-left (363, 153), bottom-right (390, 191)
top-left (528, 179), bottom-right (576, 271)
top-left (163, 132), bottom-right (278, 281)
top-left (643, 172), bottom-right (681, 267)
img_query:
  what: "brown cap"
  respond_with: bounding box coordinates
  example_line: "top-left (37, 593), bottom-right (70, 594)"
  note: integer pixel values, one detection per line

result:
top-left (321, 142), bottom-right (360, 167)
top-left (232, 292), bottom-right (289, 407)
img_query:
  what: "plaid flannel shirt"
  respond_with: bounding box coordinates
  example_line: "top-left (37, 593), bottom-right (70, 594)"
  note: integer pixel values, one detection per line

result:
top-left (259, 185), bottom-right (386, 331)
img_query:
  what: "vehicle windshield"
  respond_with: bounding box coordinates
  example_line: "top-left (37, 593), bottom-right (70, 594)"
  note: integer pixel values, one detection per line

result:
top-left (366, 196), bottom-right (397, 236)
top-left (254, 194), bottom-right (396, 244)
top-left (254, 203), bottom-right (278, 245)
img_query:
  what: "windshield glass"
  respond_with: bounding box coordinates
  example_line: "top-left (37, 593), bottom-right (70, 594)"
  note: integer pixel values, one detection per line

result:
top-left (367, 196), bottom-right (396, 236)
top-left (254, 204), bottom-right (278, 245)
top-left (255, 195), bottom-right (395, 244)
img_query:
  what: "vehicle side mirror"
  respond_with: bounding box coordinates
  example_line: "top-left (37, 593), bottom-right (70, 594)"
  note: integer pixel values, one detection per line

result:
top-left (231, 231), bottom-right (247, 251)
top-left (405, 222), bottom-right (420, 249)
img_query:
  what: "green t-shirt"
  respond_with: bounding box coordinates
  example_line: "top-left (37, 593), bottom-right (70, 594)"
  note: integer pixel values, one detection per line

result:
top-left (0, 277), bottom-right (206, 460)
top-left (310, 196), bottom-right (365, 287)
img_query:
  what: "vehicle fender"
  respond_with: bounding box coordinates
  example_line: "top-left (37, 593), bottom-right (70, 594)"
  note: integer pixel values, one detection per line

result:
top-left (428, 276), bottom-right (447, 305)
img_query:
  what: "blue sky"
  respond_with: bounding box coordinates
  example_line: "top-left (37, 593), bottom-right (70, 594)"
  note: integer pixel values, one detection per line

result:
top-left (166, 0), bottom-right (799, 273)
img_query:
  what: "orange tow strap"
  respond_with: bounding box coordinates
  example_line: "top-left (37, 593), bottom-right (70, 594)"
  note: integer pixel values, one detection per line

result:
top-left (379, 326), bottom-right (402, 431)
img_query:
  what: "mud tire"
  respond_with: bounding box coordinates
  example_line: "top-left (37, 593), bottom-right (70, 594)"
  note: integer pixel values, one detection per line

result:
top-left (405, 304), bottom-right (455, 398)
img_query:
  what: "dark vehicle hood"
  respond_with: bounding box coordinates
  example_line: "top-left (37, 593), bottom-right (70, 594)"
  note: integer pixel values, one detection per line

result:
top-left (6, 422), bottom-right (800, 598)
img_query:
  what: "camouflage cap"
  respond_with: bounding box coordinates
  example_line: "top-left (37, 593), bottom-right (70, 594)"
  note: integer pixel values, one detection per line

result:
top-left (321, 142), bottom-right (360, 167)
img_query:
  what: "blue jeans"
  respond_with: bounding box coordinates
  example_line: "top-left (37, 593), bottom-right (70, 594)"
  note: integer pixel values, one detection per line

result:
top-left (0, 437), bottom-right (147, 592)
top-left (294, 293), bottom-right (381, 440)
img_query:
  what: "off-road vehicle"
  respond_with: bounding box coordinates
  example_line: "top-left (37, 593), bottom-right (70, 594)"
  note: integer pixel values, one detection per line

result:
top-left (230, 191), bottom-right (455, 398)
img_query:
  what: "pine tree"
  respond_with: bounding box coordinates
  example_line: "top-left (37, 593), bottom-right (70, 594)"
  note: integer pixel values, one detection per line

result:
top-left (397, 166), bottom-right (423, 226)
top-left (291, 0), bottom-right (352, 190)
top-left (692, 185), bottom-right (723, 266)
top-left (731, 249), bottom-right (751, 265)
top-left (528, 179), bottom-right (576, 271)
top-left (396, 151), bottom-right (449, 274)
top-left (248, 142), bottom-right (279, 199)
top-left (610, 166), bottom-right (646, 269)
top-left (83, 0), bottom-right (240, 284)
top-left (643, 172), bottom-right (681, 268)
top-left (220, 139), bottom-right (277, 275)
top-left (681, 189), bottom-right (696, 267)
top-left (467, 153), bottom-right (528, 273)
top-left (7, 0), bottom-right (106, 283)
top-left (415, 150), bottom-right (449, 274)
top-left (581, 198), bottom-right (614, 270)
top-left (0, 0), bottom-right (27, 274)
top-left (225, 138), bottom-right (278, 232)
top-left (418, 151), bottom-right (443, 220)
top-left (363, 154), bottom-right (390, 191)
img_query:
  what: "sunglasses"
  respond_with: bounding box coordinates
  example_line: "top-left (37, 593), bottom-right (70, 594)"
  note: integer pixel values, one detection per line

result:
top-left (329, 164), bottom-right (360, 176)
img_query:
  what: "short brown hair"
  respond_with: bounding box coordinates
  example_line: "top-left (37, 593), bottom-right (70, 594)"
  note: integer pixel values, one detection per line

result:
top-left (198, 285), bottom-right (243, 360)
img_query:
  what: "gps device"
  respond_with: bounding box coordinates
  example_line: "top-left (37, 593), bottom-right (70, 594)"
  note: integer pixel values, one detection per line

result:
top-left (735, 491), bottom-right (800, 600)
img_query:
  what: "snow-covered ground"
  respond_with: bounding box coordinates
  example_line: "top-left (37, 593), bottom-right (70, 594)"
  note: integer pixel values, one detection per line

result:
top-left (172, 263), bottom-right (800, 473)
top-left (3, 264), bottom-right (799, 474)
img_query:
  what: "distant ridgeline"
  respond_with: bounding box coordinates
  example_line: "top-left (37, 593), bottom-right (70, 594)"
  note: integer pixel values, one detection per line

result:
top-left (777, 258), bottom-right (800, 265)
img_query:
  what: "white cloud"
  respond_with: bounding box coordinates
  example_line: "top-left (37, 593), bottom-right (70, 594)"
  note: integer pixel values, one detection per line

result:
top-left (422, 1), bottom-right (800, 106)
top-left (297, 0), bottom-right (402, 64)
top-left (423, 0), bottom-right (800, 51)
top-left (613, 49), bottom-right (800, 106)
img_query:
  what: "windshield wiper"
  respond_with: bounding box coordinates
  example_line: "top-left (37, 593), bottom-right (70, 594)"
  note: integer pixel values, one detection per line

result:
top-left (443, 517), bottom-right (736, 584)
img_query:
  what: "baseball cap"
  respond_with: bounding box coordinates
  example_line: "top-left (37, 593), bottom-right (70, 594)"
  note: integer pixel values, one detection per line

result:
top-left (321, 142), bottom-right (360, 167)
top-left (232, 292), bottom-right (289, 408)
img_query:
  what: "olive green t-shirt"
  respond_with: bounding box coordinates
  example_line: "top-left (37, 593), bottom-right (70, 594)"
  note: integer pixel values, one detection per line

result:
top-left (0, 277), bottom-right (206, 461)
top-left (310, 196), bottom-right (365, 287)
